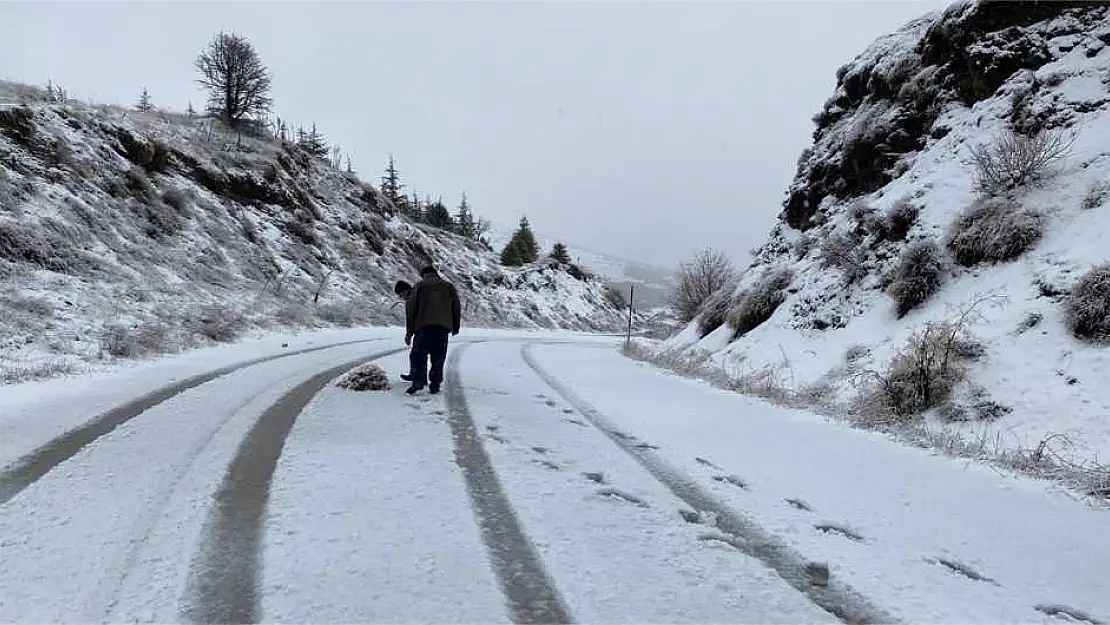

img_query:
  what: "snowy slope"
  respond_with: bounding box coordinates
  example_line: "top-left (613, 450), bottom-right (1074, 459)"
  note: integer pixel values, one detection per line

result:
top-left (487, 227), bottom-right (675, 309)
top-left (655, 1), bottom-right (1110, 490)
top-left (0, 80), bottom-right (627, 383)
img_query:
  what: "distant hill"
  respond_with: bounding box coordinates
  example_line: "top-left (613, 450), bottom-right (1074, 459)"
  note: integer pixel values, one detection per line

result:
top-left (486, 229), bottom-right (675, 310)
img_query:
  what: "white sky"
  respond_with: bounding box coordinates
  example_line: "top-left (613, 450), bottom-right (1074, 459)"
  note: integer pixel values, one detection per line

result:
top-left (0, 0), bottom-right (949, 268)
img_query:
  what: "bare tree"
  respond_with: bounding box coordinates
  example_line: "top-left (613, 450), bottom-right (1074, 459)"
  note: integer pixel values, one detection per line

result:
top-left (194, 31), bottom-right (272, 126)
top-left (670, 247), bottom-right (738, 323)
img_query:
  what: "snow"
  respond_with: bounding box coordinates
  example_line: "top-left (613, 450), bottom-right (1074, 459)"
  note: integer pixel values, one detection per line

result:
top-left (1, 329), bottom-right (1107, 622)
top-left (0, 339), bottom-right (387, 622)
top-left (528, 344), bottom-right (1110, 624)
top-left (662, 3), bottom-right (1110, 475)
top-left (0, 80), bottom-right (627, 383)
top-left (448, 340), bottom-right (838, 624)
top-left (261, 351), bottom-right (510, 623)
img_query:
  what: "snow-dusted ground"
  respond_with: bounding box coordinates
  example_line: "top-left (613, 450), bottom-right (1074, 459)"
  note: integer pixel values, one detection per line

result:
top-left (660, 3), bottom-right (1110, 474)
top-left (1, 332), bottom-right (1106, 623)
top-left (0, 80), bottom-right (626, 382)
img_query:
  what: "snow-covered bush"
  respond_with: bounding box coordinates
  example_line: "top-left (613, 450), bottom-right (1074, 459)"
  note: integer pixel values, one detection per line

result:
top-left (696, 288), bottom-right (734, 338)
top-left (189, 305), bottom-right (246, 343)
top-left (882, 198), bottom-right (919, 242)
top-left (728, 267), bottom-right (793, 339)
top-left (336, 363), bottom-right (391, 391)
top-left (670, 247), bottom-right (737, 323)
top-left (945, 196), bottom-right (1043, 267)
top-left (859, 319), bottom-right (984, 422)
top-left (1082, 180), bottom-right (1110, 210)
top-left (819, 231), bottom-right (868, 284)
top-left (1063, 264), bottom-right (1110, 343)
top-left (969, 126), bottom-right (1074, 195)
top-left (887, 239), bottom-right (945, 318)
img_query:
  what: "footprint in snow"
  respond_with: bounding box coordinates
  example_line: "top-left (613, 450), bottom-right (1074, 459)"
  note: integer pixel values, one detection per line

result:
top-left (814, 522), bottom-right (865, 542)
top-left (583, 471), bottom-right (606, 484)
top-left (564, 418), bottom-right (588, 427)
top-left (785, 498), bottom-right (813, 512)
top-left (1034, 604), bottom-right (1105, 625)
top-left (695, 457), bottom-right (721, 470)
top-left (633, 442), bottom-right (660, 451)
top-left (487, 434), bottom-right (509, 444)
top-left (712, 474), bottom-right (747, 489)
top-left (533, 459), bottom-right (561, 471)
top-left (597, 488), bottom-right (649, 508)
top-left (561, 409), bottom-right (575, 415)
top-left (609, 430), bottom-right (635, 441)
top-left (531, 446), bottom-right (550, 454)
top-left (927, 557), bottom-right (997, 584)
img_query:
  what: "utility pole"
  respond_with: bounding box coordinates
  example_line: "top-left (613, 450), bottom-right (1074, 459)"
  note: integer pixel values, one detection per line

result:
top-left (626, 284), bottom-right (635, 348)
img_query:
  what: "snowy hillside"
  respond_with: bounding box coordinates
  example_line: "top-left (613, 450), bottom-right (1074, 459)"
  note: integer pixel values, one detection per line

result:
top-left (652, 1), bottom-right (1110, 496)
top-left (0, 81), bottom-right (627, 383)
top-left (487, 228), bottom-right (675, 309)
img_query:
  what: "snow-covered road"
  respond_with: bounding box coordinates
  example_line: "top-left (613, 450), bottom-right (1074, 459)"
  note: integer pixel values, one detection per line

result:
top-left (1, 330), bottom-right (1107, 624)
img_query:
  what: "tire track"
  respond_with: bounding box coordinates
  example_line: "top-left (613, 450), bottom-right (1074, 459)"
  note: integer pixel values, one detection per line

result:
top-left (180, 347), bottom-right (405, 625)
top-left (445, 342), bottom-right (575, 625)
top-left (521, 343), bottom-right (898, 625)
top-left (0, 337), bottom-right (387, 506)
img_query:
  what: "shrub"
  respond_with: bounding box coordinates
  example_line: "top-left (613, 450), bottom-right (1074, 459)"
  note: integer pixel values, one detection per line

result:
top-left (819, 231), bottom-right (867, 284)
top-left (883, 198), bottom-right (919, 241)
top-left (728, 268), bottom-right (793, 339)
top-left (190, 305), bottom-right (246, 343)
top-left (1082, 180), bottom-right (1110, 210)
top-left (696, 288), bottom-right (733, 338)
top-left (1063, 264), bottom-right (1110, 343)
top-left (336, 363), bottom-right (391, 391)
top-left (861, 319), bottom-right (984, 421)
top-left (887, 239), bottom-right (945, 318)
top-left (604, 285), bottom-right (628, 310)
top-left (945, 196), bottom-right (1043, 267)
top-left (100, 324), bottom-right (138, 358)
top-left (670, 247), bottom-right (737, 323)
top-left (969, 126), bottom-right (1075, 195)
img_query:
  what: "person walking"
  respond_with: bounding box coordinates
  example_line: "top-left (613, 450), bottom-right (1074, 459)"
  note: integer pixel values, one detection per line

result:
top-left (402, 265), bottom-right (461, 395)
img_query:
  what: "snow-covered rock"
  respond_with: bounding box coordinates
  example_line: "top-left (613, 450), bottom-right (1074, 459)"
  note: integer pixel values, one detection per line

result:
top-left (0, 81), bottom-right (626, 382)
top-left (661, 1), bottom-right (1110, 477)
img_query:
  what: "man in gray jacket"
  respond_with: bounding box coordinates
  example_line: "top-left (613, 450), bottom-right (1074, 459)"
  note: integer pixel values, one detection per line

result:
top-left (403, 265), bottom-right (461, 395)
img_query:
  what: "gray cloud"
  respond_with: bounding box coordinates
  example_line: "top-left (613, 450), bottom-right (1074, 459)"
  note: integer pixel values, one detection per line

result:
top-left (0, 0), bottom-right (947, 267)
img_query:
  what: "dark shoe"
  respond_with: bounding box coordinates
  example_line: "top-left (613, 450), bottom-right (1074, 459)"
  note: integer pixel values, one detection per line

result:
top-left (400, 373), bottom-right (413, 381)
top-left (406, 384), bottom-right (424, 395)
top-left (429, 386), bottom-right (440, 395)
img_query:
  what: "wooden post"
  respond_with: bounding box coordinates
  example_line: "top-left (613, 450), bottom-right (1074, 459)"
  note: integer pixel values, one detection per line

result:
top-left (626, 284), bottom-right (635, 348)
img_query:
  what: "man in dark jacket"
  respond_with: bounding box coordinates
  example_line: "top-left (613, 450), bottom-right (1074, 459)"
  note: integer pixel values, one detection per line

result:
top-left (403, 265), bottom-right (461, 395)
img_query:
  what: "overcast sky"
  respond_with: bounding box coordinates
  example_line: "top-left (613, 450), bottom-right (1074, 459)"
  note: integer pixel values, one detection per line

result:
top-left (0, 0), bottom-right (948, 268)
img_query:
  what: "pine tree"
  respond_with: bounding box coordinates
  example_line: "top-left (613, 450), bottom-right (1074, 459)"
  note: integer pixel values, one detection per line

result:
top-left (187, 100), bottom-right (197, 117)
top-left (550, 242), bottom-right (571, 264)
top-left (500, 238), bottom-right (523, 266)
top-left (137, 87), bottom-right (153, 112)
top-left (297, 123), bottom-right (328, 157)
top-left (380, 154), bottom-right (404, 205)
top-left (409, 188), bottom-right (423, 221)
top-left (425, 197), bottom-right (454, 229)
top-left (514, 216), bottom-right (539, 264)
top-left (454, 192), bottom-right (475, 238)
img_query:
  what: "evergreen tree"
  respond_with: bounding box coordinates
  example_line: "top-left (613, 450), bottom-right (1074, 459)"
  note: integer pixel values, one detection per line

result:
top-left (137, 87), bottom-right (153, 112)
top-left (380, 154), bottom-right (404, 205)
top-left (500, 238), bottom-right (523, 266)
top-left (550, 242), bottom-right (571, 264)
top-left (425, 197), bottom-right (454, 229)
top-left (454, 192), bottom-right (475, 238)
top-left (514, 216), bottom-right (539, 264)
top-left (187, 100), bottom-right (197, 117)
top-left (297, 123), bottom-right (328, 157)
top-left (409, 188), bottom-right (423, 221)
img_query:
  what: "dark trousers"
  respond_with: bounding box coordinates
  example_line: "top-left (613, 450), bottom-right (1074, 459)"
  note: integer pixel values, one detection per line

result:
top-left (409, 326), bottom-right (450, 388)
